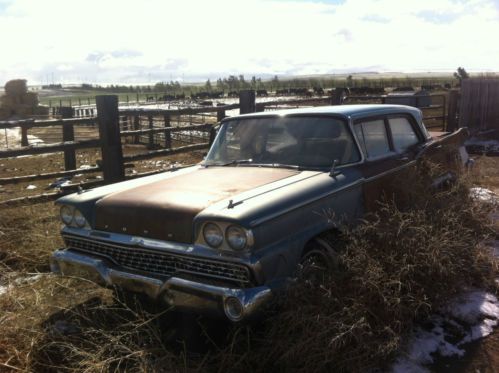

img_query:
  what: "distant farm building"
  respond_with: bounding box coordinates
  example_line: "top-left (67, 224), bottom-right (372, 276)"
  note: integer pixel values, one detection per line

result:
top-left (385, 90), bottom-right (431, 108)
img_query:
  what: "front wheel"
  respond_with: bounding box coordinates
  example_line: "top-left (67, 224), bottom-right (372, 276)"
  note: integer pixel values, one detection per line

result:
top-left (298, 238), bottom-right (339, 285)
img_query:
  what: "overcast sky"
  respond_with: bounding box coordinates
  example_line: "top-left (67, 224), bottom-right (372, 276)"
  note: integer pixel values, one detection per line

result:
top-left (0, 0), bottom-right (498, 85)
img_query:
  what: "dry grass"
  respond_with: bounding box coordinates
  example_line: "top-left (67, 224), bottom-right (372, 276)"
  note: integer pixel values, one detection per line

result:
top-left (473, 155), bottom-right (499, 193)
top-left (0, 204), bottom-right (61, 274)
top-left (0, 146), bottom-right (204, 202)
top-left (202, 162), bottom-right (498, 373)
top-left (0, 158), bottom-right (497, 373)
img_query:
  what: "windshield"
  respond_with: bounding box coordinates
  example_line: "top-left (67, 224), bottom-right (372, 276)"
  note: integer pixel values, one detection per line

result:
top-left (204, 116), bottom-right (360, 169)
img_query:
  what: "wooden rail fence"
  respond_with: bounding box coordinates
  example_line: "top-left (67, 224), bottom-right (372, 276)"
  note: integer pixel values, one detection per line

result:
top-left (0, 89), bottom-right (459, 206)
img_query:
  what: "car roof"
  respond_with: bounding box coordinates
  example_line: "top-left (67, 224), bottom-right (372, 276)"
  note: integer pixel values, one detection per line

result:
top-left (228, 104), bottom-right (422, 121)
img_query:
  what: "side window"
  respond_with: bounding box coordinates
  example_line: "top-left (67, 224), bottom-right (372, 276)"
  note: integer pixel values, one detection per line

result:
top-left (355, 119), bottom-right (391, 159)
top-left (388, 117), bottom-right (419, 152)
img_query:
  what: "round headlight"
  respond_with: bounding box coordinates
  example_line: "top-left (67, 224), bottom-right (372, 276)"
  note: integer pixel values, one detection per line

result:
top-left (203, 223), bottom-right (223, 247)
top-left (60, 205), bottom-right (74, 225)
top-left (226, 225), bottom-right (247, 251)
top-left (73, 209), bottom-right (87, 228)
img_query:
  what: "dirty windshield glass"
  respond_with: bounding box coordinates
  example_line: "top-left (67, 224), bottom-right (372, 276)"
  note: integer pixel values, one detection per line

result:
top-left (204, 116), bottom-right (360, 169)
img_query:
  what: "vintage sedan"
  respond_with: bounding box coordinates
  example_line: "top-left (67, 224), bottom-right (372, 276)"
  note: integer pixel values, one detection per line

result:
top-left (51, 104), bottom-right (468, 321)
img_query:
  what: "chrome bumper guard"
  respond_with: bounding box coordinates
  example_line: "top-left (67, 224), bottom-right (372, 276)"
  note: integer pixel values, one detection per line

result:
top-left (50, 249), bottom-right (273, 321)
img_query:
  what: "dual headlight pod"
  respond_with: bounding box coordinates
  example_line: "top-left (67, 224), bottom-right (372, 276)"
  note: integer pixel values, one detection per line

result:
top-left (202, 222), bottom-right (252, 251)
top-left (60, 205), bottom-right (89, 228)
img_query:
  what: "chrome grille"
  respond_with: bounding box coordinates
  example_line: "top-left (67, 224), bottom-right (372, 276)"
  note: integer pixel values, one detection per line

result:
top-left (63, 235), bottom-right (251, 284)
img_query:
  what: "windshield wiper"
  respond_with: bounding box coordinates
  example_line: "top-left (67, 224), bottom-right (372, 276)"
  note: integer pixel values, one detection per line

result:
top-left (203, 159), bottom-right (253, 167)
top-left (220, 159), bottom-right (254, 166)
top-left (257, 163), bottom-right (301, 170)
top-left (205, 160), bottom-right (302, 170)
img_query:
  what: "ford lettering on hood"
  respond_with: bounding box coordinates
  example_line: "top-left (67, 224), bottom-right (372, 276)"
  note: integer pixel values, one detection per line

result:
top-left (94, 167), bottom-right (299, 243)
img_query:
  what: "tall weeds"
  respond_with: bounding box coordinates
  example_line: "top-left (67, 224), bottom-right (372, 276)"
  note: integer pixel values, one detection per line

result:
top-left (2, 162), bottom-right (497, 372)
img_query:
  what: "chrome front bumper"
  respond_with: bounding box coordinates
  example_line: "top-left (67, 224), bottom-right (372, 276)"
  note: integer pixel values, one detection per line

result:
top-left (50, 249), bottom-right (274, 321)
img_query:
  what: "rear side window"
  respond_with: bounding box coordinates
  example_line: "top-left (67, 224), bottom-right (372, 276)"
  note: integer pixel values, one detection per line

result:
top-left (388, 117), bottom-right (419, 152)
top-left (354, 119), bottom-right (391, 159)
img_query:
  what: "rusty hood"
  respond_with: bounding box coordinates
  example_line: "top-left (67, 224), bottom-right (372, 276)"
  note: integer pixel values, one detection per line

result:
top-left (94, 167), bottom-right (298, 243)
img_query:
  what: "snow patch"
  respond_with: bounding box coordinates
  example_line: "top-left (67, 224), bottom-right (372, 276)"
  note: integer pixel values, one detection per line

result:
top-left (0, 285), bottom-right (8, 296)
top-left (0, 127), bottom-right (44, 148)
top-left (392, 238), bottom-right (499, 372)
top-left (470, 187), bottom-right (499, 204)
top-left (445, 291), bottom-right (499, 333)
top-left (0, 274), bottom-right (46, 297)
top-left (393, 291), bottom-right (499, 372)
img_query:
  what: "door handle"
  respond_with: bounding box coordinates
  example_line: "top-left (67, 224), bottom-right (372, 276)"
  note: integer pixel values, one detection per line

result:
top-left (398, 156), bottom-right (409, 161)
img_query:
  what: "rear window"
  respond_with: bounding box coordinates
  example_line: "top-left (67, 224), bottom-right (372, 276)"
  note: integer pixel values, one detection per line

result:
top-left (388, 117), bottom-right (419, 152)
top-left (354, 119), bottom-right (391, 159)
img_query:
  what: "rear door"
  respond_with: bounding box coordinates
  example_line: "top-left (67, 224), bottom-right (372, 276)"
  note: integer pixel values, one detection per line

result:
top-left (355, 114), bottom-right (423, 211)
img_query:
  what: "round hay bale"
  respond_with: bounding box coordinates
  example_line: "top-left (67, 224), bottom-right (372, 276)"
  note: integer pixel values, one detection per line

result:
top-left (0, 107), bottom-right (9, 120)
top-left (0, 94), bottom-right (20, 108)
top-left (4, 79), bottom-right (28, 96)
top-left (22, 92), bottom-right (39, 107)
top-left (13, 104), bottom-right (33, 117)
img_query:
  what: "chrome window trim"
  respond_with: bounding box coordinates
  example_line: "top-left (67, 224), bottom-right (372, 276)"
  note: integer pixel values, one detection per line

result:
top-left (206, 113), bottom-right (365, 169)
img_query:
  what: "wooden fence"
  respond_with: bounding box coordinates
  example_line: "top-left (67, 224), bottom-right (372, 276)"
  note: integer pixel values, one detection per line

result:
top-left (459, 78), bottom-right (499, 132)
top-left (0, 90), bottom-right (456, 206)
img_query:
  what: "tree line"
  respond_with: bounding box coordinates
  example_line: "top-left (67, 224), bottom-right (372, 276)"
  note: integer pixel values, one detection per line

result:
top-left (72, 68), bottom-right (473, 96)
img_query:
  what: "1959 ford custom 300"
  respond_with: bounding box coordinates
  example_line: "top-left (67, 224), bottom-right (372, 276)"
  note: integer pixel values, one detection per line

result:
top-left (51, 104), bottom-right (469, 321)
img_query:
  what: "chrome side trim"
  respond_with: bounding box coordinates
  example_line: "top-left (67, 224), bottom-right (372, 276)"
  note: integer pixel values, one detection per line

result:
top-left (363, 160), bottom-right (417, 183)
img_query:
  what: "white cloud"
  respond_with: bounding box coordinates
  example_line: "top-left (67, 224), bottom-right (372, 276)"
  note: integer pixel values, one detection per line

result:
top-left (0, 0), bottom-right (497, 85)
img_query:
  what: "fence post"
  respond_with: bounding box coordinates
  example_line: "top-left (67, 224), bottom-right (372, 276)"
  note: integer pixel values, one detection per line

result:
top-left (446, 90), bottom-right (459, 132)
top-left (330, 88), bottom-right (344, 105)
top-left (217, 109), bottom-right (226, 122)
top-left (20, 124), bottom-right (29, 147)
top-left (96, 95), bottom-right (124, 183)
top-left (133, 115), bottom-right (140, 144)
top-left (239, 90), bottom-right (256, 114)
top-left (164, 114), bottom-right (171, 148)
top-left (148, 114), bottom-right (154, 148)
top-left (61, 106), bottom-right (76, 171)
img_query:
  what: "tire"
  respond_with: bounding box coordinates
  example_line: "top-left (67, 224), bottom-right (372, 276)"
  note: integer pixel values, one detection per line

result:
top-left (298, 238), bottom-right (339, 285)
